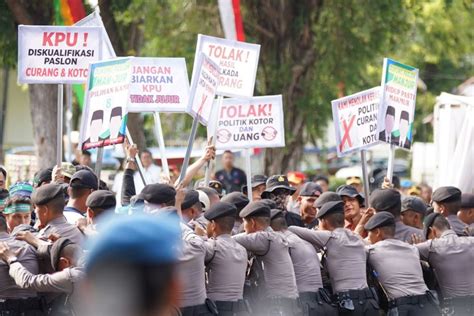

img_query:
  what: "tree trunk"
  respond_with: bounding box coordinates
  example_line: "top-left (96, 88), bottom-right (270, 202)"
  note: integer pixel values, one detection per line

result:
top-left (29, 84), bottom-right (59, 169)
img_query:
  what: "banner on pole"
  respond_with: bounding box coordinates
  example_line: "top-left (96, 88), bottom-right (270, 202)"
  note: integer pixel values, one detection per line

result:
top-left (209, 95), bottom-right (285, 150)
top-left (18, 25), bottom-right (102, 84)
top-left (194, 34), bottom-right (260, 98)
top-left (377, 58), bottom-right (419, 150)
top-left (74, 11), bottom-right (116, 58)
top-left (187, 52), bottom-right (220, 126)
top-left (79, 58), bottom-right (132, 150)
top-left (128, 58), bottom-right (189, 113)
top-left (332, 87), bottom-right (380, 157)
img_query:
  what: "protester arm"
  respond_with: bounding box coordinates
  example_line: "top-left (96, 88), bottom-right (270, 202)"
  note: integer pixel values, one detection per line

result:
top-left (287, 226), bottom-right (329, 250)
top-left (9, 263), bottom-right (73, 293)
top-left (175, 145), bottom-right (215, 188)
top-left (121, 168), bottom-right (136, 206)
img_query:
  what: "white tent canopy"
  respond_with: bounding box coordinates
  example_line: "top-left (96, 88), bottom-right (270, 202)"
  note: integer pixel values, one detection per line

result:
top-left (433, 92), bottom-right (474, 193)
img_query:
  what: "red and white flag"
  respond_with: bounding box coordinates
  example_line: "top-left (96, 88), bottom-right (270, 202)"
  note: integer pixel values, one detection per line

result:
top-left (218, 0), bottom-right (245, 41)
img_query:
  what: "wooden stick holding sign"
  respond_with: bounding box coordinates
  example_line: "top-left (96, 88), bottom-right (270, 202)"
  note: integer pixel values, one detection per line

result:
top-left (178, 53), bottom-right (220, 185)
top-left (204, 95), bottom-right (224, 185)
top-left (360, 150), bottom-right (371, 202)
top-left (153, 112), bottom-right (170, 179)
top-left (245, 148), bottom-right (253, 203)
top-left (95, 147), bottom-right (104, 187)
top-left (56, 84), bottom-right (64, 166)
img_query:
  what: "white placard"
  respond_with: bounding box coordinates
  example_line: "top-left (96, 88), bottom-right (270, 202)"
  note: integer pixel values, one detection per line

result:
top-left (128, 57), bottom-right (189, 112)
top-left (194, 34), bottom-right (260, 98)
top-left (210, 95), bottom-right (285, 149)
top-left (332, 87), bottom-right (381, 157)
top-left (187, 52), bottom-right (220, 126)
top-left (18, 25), bottom-right (102, 84)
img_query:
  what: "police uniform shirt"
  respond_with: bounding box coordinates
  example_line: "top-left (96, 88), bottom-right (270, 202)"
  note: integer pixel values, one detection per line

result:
top-left (178, 223), bottom-right (208, 307)
top-left (366, 239), bottom-right (428, 300)
top-left (447, 214), bottom-right (468, 236)
top-left (278, 230), bottom-right (323, 293)
top-left (37, 216), bottom-right (84, 246)
top-left (205, 234), bottom-right (248, 302)
top-left (0, 232), bottom-right (38, 299)
top-left (233, 229), bottom-right (299, 299)
top-left (9, 264), bottom-right (84, 294)
top-left (395, 220), bottom-right (424, 243)
top-left (288, 226), bottom-right (368, 293)
top-left (415, 230), bottom-right (474, 298)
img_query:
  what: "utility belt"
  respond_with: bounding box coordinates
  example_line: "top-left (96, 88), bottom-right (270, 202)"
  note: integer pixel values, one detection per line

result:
top-left (334, 287), bottom-right (377, 310)
top-left (442, 295), bottom-right (474, 307)
top-left (215, 299), bottom-right (249, 313)
top-left (299, 288), bottom-right (333, 305)
top-left (388, 293), bottom-right (431, 308)
top-left (263, 296), bottom-right (301, 314)
top-left (0, 297), bottom-right (47, 312)
top-left (180, 299), bottom-right (218, 316)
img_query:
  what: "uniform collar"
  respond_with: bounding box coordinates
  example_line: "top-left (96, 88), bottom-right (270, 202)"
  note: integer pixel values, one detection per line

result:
top-left (440, 229), bottom-right (457, 238)
top-left (49, 216), bottom-right (67, 226)
top-left (216, 234), bottom-right (232, 240)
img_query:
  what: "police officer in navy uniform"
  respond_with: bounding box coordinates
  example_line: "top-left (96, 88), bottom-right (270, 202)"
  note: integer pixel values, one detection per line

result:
top-left (233, 201), bottom-right (300, 315)
top-left (204, 202), bottom-right (249, 315)
top-left (221, 192), bottom-right (250, 235)
top-left (289, 201), bottom-right (379, 316)
top-left (364, 211), bottom-right (440, 316)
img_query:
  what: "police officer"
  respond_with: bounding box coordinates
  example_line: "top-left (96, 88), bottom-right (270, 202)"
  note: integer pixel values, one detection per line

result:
top-left (368, 189), bottom-right (423, 242)
top-left (32, 183), bottom-right (84, 247)
top-left (270, 209), bottom-right (337, 316)
top-left (64, 169), bottom-right (98, 224)
top-left (364, 212), bottom-right (440, 316)
top-left (415, 213), bottom-right (474, 315)
top-left (0, 216), bottom-right (42, 315)
top-left (431, 186), bottom-right (467, 236)
top-left (179, 219), bottom-right (217, 315)
top-left (136, 183), bottom-right (177, 214)
top-left (204, 202), bottom-right (249, 315)
top-left (458, 193), bottom-right (474, 236)
top-left (233, 201), bottom-right (300, 315)
top-left (289, 201), bottom-right (379, 316)
top-left (0, 237), bottom-right (84, 315)
top-left (221, 192), bottom-right (249, 235)
top-left (261, 175), bottom-right (304, 227)
top-left (401, 196), bottom-right (427, 230)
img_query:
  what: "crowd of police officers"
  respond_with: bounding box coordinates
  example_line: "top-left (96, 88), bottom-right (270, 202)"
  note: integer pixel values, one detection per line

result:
top-left (0, 144), bottom-right (473, 316)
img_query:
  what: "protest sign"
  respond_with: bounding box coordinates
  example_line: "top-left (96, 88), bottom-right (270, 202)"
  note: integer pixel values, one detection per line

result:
top-left (18, 25), bottom-right (102, 84)
top-left (128, 58), bottom-right (189, 112)
top-left (187, 52), bottom-right (220, 125)
top-left (332, 87), bottom-right (381, 157)
top-left (210, 95), bottom-right (285, 150)
top-left (79, 58), bottom-right (132, 150)
top-left (194, 34), bottom-right (260, 98)
top-left (377, 58), bottom-right (419, 150)
top-left (74, 11), bottom-right (116, 58)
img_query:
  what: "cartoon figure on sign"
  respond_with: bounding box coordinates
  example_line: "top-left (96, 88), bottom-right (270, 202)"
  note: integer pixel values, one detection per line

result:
top-left (378, 105), bottom-right (395, 143)
top-left (339, 115), bottom-right (355, 152)
top-left (395, 110), bottom-right (411, 149)
top-left (109, 107), bottom-right (123, 140)
top-left (261, 126), bottom-right (277, 141)
top-left (84, 110), bottom-right (104, 144)
top-left (217, 129), bottom-right (231, 143)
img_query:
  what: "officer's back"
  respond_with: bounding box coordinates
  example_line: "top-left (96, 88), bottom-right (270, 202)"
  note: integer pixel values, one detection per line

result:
top-left (204, 202), bottom-right (249, 315)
